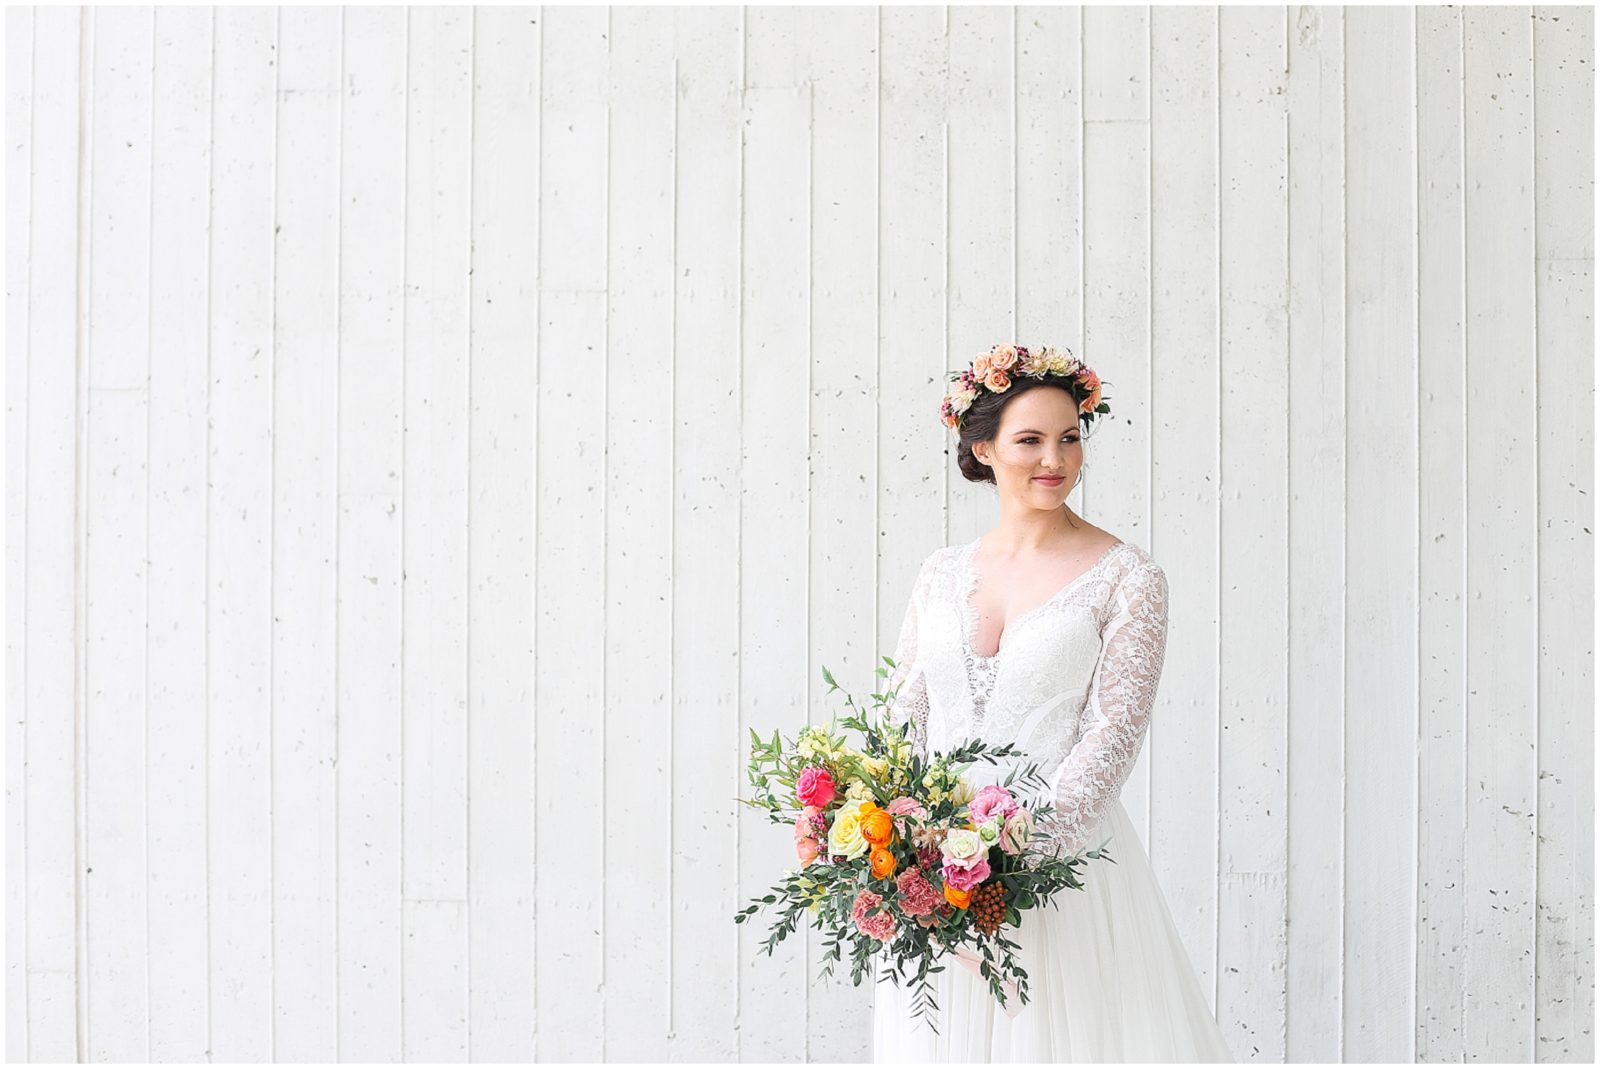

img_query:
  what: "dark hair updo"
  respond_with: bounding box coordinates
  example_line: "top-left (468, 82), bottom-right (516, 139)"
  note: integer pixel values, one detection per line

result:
top-left (955, 377), bottom-right (1095, 485)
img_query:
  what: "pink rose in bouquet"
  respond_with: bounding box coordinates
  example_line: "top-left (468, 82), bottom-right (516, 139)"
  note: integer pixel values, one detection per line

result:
top-left (794, 804), bottom-right (824, 865)
top-left (967, 784), bottom-right (1019, 827)
top-left (795, 767), bottom-right (837, 808)
top-left (885, 794), bottom-right (929, 836)
top-left (885, 795), bottom-right (927, 818)
top-left (999, 808), bottom-right (1034, 855)
top-left (942, 855), bottom-right (992, 892)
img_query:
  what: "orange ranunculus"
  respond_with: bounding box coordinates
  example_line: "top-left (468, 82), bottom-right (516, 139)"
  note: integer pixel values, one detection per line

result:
top-left (943, 883), bottom-right (972, 909)
top-left (861, 809), bottom-right (896, 848)
top-left (870, 845), bottom-right (897, 880)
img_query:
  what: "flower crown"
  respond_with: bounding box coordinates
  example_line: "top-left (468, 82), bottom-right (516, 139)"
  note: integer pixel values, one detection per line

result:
top-left (939, 343), bottom-right (1109, 431)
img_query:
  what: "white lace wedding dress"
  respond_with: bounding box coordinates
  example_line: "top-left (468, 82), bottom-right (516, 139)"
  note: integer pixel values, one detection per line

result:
top-left (872, 535), bottom-right (1233, 1063)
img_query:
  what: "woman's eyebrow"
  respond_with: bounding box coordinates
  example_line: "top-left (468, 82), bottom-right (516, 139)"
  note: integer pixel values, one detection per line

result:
top-left (1012, 428), bottom-right (1078, 435)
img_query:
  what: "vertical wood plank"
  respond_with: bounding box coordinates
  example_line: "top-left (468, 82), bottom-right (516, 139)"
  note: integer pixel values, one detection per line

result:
top-left (5, 5), bottom-right (34, 1061)
top-left (1150, 0), bottom-right (1228, 1038)
top-left (400, 6), bottom-right (472, 1060)
top-left (1015, 7), bottom-right (1082, 351)
top-left (1462, 6), bottom-right (1540, 1060)
top-left (146, 5), bottom-right (214, 1059)
top-left (208, 5), bottom-right (277, 1057)
top-left (1080, 4), bottom-right (1150, 557)
top-left (1216, 6), bottom-right (1290, 1063)
top-left (465, 6), bottom-right (539, 1061)
top-left (602, 6), bottom-right (676, 1060)
top-left (83, 6), bottom-right (153, 1060)
top-left (530, 3), bottom-right (608, 1060)
top-left (738, 6), bottom-right (811, 1060)
top-left (801, 6), bottom-right (881, 1061)
top-left (22, 6), bottom-right (86, 1062)
top-left (272, 7), bottom-right (341, 1057)
top-left (1285, 4), bottom-right (1351, 1062)
top-left (1532, 5), bottom-right (1595, 1063)
top-left (1415, 5), bottom-right (1469, 1062)
top-left (878, 5), bottom-right (950, 586)
top-left (335, 7), bottom-right (407, 1059)
top-left (946, 6), bottom-right (1014, 543)
top-left (1345, 6), bottom-right (1421, 1062)
top-left (666, 6), bottom-right (743, 1060)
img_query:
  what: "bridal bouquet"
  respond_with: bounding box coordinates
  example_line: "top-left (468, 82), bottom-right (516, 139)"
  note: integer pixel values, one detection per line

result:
top-left (733, 656), bottom-right (1114, 1032)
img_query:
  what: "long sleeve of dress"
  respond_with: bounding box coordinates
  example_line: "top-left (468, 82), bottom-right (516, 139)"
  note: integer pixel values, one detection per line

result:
top-left (884, 553), bottom-right (935, 759)
top-left (1042, 560), bottom-right (1170, 856)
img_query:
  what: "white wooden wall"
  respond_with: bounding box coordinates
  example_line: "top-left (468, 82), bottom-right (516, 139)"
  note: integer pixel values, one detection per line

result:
top-left (5, 5), bottom-right (1593, 1063)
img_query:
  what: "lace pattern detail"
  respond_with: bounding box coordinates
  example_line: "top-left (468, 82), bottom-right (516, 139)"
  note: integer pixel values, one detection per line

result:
top-left (884, 536), bottom-right (1170, 860)
top-left (953, 537), bottom-right (1128, 728)
top-left (1040, 559), bottom-right (1169, 856)
top-left (885, 554), bottom-right (935, 758)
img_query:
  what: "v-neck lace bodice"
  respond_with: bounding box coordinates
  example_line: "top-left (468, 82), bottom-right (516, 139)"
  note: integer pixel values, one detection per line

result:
top-left (956, 537), bottom-right (1128, 662)
top-left (882, 534), bottom-right (1170, 858)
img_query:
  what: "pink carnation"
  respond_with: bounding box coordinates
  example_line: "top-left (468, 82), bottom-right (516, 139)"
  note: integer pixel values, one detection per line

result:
top-left (894, 867), bottom-right (943, 917)
top-left (941, 855), bottom-right (991, 891)
top-left (796, 767), bottom-right (837, 808)
top-left (851, 888), bottom-right (898, 942)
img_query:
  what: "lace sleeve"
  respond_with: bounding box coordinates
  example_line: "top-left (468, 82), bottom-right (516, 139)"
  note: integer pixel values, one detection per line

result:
top-left (1041, 559), bottom-right (1170, 856)
top-left (884, 553), bottom-right (935, 759)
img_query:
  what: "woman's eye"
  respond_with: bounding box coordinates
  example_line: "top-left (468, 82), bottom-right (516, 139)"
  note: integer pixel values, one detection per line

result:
top-left (1019, 436), bottom-right (1079, 444)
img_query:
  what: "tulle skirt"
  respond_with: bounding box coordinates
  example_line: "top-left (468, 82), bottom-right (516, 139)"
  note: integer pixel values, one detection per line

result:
top-left (871, 796), bottom-right (1234, 1063)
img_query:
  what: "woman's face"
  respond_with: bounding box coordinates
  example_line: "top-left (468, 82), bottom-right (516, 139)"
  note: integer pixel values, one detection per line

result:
top-left (972, 387), bottom-right (1083, 506)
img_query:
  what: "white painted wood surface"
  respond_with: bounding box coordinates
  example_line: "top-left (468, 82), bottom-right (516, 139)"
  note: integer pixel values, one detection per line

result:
top-left (5, 5), bottom-right (1592, 1063)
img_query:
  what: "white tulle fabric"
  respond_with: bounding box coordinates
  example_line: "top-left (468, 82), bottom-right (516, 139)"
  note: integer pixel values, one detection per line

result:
top-left (874, 536), bottom-right (1234, 1063)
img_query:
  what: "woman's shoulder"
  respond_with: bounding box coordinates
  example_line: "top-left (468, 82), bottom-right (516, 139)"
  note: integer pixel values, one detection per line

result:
top-left (914, 540), bottom-right (966, 578)
top-left (1104, 540), bottom-right (1167, 599)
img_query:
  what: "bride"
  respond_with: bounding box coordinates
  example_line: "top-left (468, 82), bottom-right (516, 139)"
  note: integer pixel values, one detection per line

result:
top-left (872, 344), bottom-right (1233, 1063)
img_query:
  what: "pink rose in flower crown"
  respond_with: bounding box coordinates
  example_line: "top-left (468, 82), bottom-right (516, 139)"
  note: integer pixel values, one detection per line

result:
top-left (1077, 367), bottom-right (1103, 412)
top-left (795, 767), bottom-right (837, 808)
top-left (967, 784), bottom-right (1019, 828)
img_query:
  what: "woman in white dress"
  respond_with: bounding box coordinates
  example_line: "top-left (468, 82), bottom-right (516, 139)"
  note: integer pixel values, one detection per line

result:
top-left (872, 345), bottom-right (1233, 1062)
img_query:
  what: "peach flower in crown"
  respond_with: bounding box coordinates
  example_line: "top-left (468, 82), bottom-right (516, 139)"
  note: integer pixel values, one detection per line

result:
top-left (939, 343), bottom-right (1109, 431)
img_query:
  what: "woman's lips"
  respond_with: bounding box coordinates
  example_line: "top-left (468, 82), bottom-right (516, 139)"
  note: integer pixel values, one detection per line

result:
top-left (1034, 476), bottom-right (1064, 484)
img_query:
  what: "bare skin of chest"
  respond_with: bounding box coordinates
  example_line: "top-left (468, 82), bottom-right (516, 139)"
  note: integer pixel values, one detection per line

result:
top-left (968, 536), bottom-right (1121, 655)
